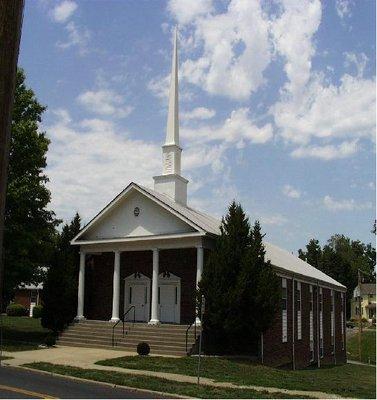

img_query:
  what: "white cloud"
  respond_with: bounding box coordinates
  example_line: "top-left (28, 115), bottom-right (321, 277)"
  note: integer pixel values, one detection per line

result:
top-left (182, 108), bottom-right (273, 146)
top-left (323, 195), bottom-right (372, 212)
top-left (56, 21), bottom-right (91, 55)
top-left (290, 140), bottom-right (358, 160)
top-left (77, 89), bottom-right (133, 119)
top-left (335, 0), bottom-right (354, 19)
top-left (282, 184), bottom-right (301, 199)
top-left (45, 111), bottom-right (161, 221)
top-left (271, 0), bottom-right (322, 98)
top-left (260, 214), bottom-right (288, 226)
top-left (167, 0), bottom-right (213, 25)
top-left (175, 0), bottom-right (272, 100)
top-left (181, 107), bottom-right (215, 121)
top-left (344, 52), bottom-right (368, 77)
top-left (51, 0), bottom-right (77, 23)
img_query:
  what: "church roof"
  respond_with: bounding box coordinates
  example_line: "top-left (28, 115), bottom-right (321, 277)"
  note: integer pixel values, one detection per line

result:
top-left (140, 184), bottom-right (346, 290)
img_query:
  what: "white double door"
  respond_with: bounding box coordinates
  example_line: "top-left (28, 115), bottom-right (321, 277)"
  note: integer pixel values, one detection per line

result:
top-left (124, 273), bottom-right (180, 323)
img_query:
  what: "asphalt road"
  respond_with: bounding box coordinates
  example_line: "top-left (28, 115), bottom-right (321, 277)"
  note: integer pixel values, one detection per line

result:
top-left (0, 366), bottom-right (168, 399)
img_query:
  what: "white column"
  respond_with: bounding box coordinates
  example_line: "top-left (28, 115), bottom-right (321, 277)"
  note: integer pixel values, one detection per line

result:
top-left (149, 248), bottom-right (160, 324)
top-left (110, 250), bottom-right (121, 322)
top-left (76, 251), bottom-right (86, 321)
top-left (195, 246), bottom-right (204, 325)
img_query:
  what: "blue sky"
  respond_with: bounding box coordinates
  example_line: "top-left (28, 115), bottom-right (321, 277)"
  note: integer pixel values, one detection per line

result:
top-left (19, 0), bottom-right (375, 253)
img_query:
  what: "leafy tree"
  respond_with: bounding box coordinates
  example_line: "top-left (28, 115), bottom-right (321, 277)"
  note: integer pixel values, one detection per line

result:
top-left (41, 213), bottom-right (81, 332)
top-left (200, 202), bottom-right (280, 353)
top-left (299, 234), bottom-right (376, 317)
top-left (3, 69), bottom-right (59, 303)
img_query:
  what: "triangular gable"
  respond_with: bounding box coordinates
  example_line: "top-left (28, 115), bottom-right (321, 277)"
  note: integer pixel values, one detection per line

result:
top-left (72, 183), bottom-right (205, 243)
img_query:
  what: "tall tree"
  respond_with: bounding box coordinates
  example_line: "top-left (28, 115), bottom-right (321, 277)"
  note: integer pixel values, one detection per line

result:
top-left (3, 69), bottom-right (59, 303)
top-left (200, 202), bottom-right (279, 353)
top-left (299, 234), bottom-right (376, 317)
top-left (232, 221), bottom-right (280, 350)
top-left (41, 213), bottom-right (81, 332)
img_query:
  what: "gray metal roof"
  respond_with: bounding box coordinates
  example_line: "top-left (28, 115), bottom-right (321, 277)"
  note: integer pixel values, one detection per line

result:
top-left (140, 184), bottom-right (346, 290)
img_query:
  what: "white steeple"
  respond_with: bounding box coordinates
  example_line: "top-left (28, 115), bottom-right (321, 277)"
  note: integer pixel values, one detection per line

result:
top-left (154, 27), bottom-right (188, 205)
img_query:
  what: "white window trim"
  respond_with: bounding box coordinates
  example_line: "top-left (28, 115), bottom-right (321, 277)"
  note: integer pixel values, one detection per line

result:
top-left (297, 282), bottom-right (302, 340)
top-left (282, 278), bottom-right (288, 343)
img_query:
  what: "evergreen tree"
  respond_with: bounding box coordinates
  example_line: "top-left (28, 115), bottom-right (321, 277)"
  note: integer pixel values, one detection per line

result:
top-left (298, 239), bottom-right (322, 269)
top-left (232, 221), bottom-right (280, 351)
top-left (41, 213), bottom-right (81, 332)
top-left (3, 69), bottom-right (59, 303)
top-left (200, 202), bottom-right (279, 353)
top-left (200, 201), bottom-right (251, 349)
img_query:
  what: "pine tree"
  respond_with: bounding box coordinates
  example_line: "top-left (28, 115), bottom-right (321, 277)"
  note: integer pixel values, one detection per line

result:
top-left (199, 201), bottom-right (251, 349)
top-left (232, 221), bottom-right (280, 351)
top-left (200, 203), bottom-right (280, 353)
top-left (41, 213), bottom-right (81, 332)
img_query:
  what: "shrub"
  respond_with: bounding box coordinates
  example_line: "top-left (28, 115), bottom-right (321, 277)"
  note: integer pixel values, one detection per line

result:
top-left (32, 305), bottom-right (43, 319)
top-left (44, 333), bottom-right (56, 347)
top-left (137, 342), bottom-right (150, 356)
top-left (6, 303), bottom-right (27, 316)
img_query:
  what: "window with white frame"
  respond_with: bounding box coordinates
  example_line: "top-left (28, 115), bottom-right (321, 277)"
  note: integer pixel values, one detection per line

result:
top-left (309, 285), bottom-right (314, 361)
top-left (331, 290), bottom-right (335, 353)
top-left (319, 287), bottom-right (324, 358)
top-left (296, 282), bottom-right (302, 340)
top-left (341, 292), bottom-right (345, 350)
top-left (282, 278), bottom-right (288, 343)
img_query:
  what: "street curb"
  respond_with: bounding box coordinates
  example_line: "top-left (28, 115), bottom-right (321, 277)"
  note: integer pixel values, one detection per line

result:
top-left (9, 365), bottom-right (193, 399)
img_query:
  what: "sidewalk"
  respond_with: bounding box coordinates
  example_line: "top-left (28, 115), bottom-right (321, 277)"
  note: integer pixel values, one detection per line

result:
top-left (2, 346), bottom-right (340, 399)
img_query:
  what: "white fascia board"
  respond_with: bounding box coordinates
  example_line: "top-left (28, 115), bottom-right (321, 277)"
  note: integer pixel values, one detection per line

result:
top-left (73, 231), bottom-right (205, 246)
top-left (275, 268), bottom-right (347, 292)
top-left (71, 182), bottom-right (205, 244)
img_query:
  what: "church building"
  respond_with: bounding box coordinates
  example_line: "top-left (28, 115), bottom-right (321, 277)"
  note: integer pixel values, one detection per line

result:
top-left (65, 30), bottom-right (347, 368)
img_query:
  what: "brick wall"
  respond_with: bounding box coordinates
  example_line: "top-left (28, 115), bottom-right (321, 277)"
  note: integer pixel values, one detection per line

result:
top-left (14, 289), bottom-right (31, 309)
top-left (84, 248), bottom-right (197, 323)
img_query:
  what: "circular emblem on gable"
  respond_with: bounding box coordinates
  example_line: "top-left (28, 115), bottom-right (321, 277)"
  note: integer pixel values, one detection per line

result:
top-left (134, 207), bottom-right (140, 217)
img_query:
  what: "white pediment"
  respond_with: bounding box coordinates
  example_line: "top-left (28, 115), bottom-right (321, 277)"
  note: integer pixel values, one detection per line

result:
top-left (79, 187), bottom-right (197, 241)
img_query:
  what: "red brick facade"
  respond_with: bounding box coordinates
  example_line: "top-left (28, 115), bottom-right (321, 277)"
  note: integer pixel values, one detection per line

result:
top-left (83, 251), bottom-right (346, 368)
top-left (263, 278), bottom-right (346, 368)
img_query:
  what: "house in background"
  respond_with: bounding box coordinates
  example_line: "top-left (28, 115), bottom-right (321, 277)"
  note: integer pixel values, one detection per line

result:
top-left (351, 283), bottom-right (376, 322)
top-left (59, 30), bottom-right (347, 368)
top-left (14, 281), bottom-right (43, 317)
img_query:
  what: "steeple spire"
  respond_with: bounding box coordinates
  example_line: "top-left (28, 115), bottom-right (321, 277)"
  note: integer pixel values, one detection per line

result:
top-left (165, 26), bottom-right (179, 146)
top-left (153, 27), bottom-right (188, 205)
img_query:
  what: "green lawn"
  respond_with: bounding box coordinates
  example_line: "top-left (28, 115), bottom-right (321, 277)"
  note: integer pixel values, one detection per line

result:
top-left (347, 329), bottom-right (376, 364)
top-left (97, 355), bottom-right (376, 398)
top-left (0, 315), bottom-right (50, 351)
top-left (25, 362), bottom-right (305, 399)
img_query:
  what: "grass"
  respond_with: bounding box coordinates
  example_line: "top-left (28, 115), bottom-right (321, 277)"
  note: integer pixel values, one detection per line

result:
top-left (97, 355), bottom-right (376, 398)
top-left (347, 329), bottom-right (376, 364)
top-left (0, 315), bottom-right (50, 352)
top-left (25, 362), bottom-right (301, 399)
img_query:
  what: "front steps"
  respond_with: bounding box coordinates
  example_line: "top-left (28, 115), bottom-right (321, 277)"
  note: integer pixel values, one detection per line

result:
top-left (57, 320), bottom-right (200, 356)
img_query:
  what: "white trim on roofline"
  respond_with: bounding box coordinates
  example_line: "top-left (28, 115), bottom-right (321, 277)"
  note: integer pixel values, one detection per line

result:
top-left (275, 270), bottom-right (346, 292)
top-left (73, 231), bottom-right (205, 246)
top-left (71, 182), bottom-right (206, 244)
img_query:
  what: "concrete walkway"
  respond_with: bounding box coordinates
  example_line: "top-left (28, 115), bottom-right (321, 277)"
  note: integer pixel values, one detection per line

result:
top-left (347, 359), bottom-right (376, 367)
top-left (2, 346), bottom-right (340, 399)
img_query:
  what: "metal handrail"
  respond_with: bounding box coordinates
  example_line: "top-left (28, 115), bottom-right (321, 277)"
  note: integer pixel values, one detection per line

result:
top-left (112, 306), bottom-right (136, 347)
top-left (185, 319), bottom-right (197, 354)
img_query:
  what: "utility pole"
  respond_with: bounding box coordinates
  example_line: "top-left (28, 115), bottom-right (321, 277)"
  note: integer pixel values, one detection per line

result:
top-left (0, 0), bottom-right (24, 306)
top-left (357, 269), bottom-right (363, 362)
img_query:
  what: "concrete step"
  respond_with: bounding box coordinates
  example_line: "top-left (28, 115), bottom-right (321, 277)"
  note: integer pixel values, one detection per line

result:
top-left (77, 321), bottom-right (192, 330)
top-left (69, 326), bottom-right (198, 339)
top-left (61, 332), bottom-right (195, 347)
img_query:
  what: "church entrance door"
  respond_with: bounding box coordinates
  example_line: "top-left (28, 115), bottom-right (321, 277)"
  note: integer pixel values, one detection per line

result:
top-left (158, 272), bottom-right (181, 323)
top-left (124, 273), bottom-right (150, 322)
